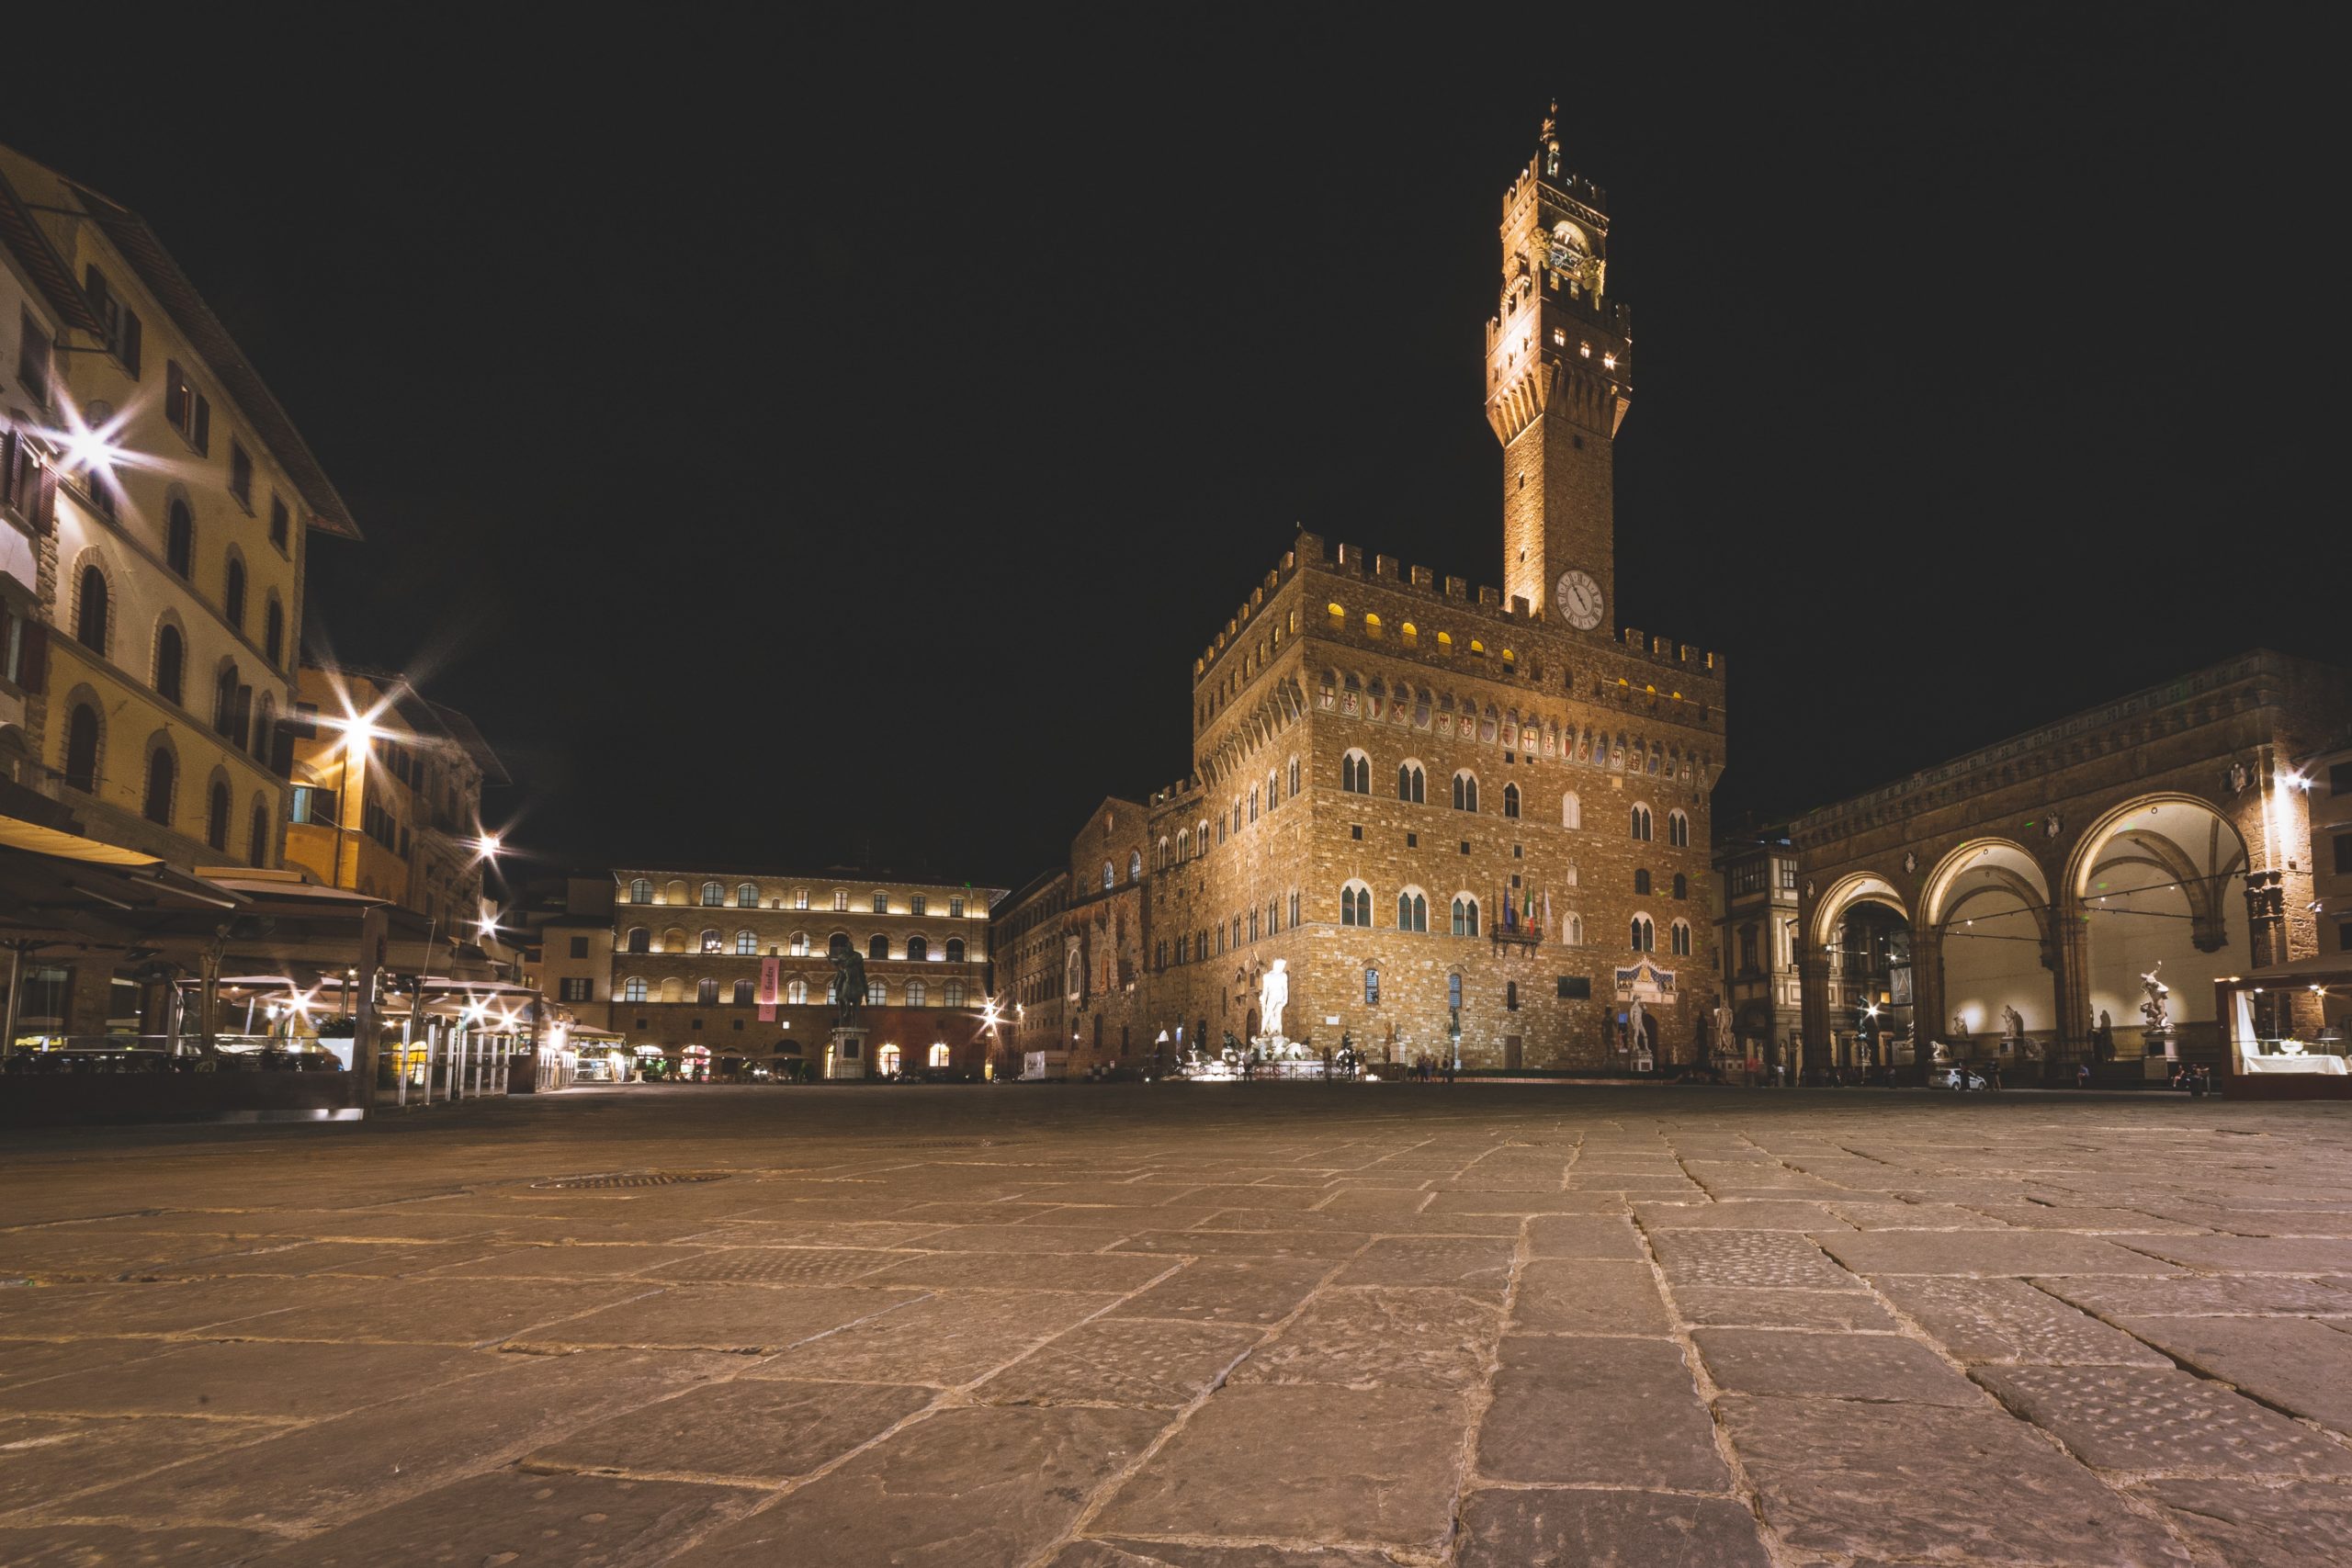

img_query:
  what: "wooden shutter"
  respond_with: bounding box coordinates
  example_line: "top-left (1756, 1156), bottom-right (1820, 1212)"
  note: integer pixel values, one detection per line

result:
top-left (270, 722), bottom-right (295, 776)
top-left (193, 396), bottom-right (210, 455)
top-left (164, 360), bottom-right (185, 427)
top-left (29, 463), bottom-right (54, 535)
top-left (119, 310), bottom-right (141, 378)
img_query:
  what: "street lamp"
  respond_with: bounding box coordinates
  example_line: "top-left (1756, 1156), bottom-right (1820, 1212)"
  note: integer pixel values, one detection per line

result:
top-left (323, 712), bottom-right (381, 891)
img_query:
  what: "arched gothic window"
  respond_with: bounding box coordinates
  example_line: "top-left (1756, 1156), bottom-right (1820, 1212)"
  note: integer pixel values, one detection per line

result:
top-left (153, 624), bottom-right (184, 705)
top-left (1565, 913), bottom-right (1584, 946)
top-left (1502, 783), bottom-right (1521, 818)
top-left (1562, 791), bottom-right (1581, 829)
top-left (1341, 750), bottom-right (1371, 794)
top-left (1102, 860), bottom-right (1115, 889)
top-left (1672, 873), bottom-right (1688, 900)
top-left (1631, 805), bottom-right (1654, 841)
top-left (1451, 895), bottom-right (1479, 937)
top-left (1668, 809), bottom-right (1690, 847)
top-left (222, 557), bottom-right (246, 630)
top-left (789, 931), bottom-right (808, 955)
top-left (1671, 919), bottom-right (1692, 956)
top-left (1129, 850), bottom-right (1142, 882)
top-left (74, 565), bottom-right (108, 653)
top-left (1340, 881), bottom-right (1372, 928)
top-left (63, 705), bottom-right (99, 793)
top-left (1631, 914), bottom-right (1656, 952)
top-left (165, 502), bottom-right (193, 577)
top-left (1397, 889), bottom-right (1428, 932)
top-left (142, 744), bottom-right (175, 826)
top-left (1397, 762), bottom-right (1425, 803)
top-left (1634, 870), bottom-right (1651, 896)
top-left (1452, 771), bottom-right (1478, 812)
top-left (830, 932), bottom-right (851, 958)
top-left (1288, 757), bottom-right (1301, 796)
top-left (206, 780), bottom-right (230, 851)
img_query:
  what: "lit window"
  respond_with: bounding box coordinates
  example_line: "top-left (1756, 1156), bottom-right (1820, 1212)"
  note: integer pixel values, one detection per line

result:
top-left (789, 931), bottom-right (808, 955)
top-left (735, 931), bottom-right (757, 955)
top-left (786, 979), bottom-right (808, 1005)
top-left (700, 880), bottom-right (724, 907)
top-left (906, 980), bottom-right (927, 1008)
top-left (623, 977), bottom-right (648, 1002)
top-left (737, 882), bottom-right (760, 908)
top-left (871, 892), bottom-right (888, 914)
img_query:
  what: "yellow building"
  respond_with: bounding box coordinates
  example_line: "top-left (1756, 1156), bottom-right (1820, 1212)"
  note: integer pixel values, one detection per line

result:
top-left (281, 662), bottom-right (508, 930)
top-left (0, 143), bottom-right (360, 869)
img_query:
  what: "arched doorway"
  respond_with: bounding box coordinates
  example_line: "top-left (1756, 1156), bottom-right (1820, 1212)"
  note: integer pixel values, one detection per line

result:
top-left (1923, 840), bottom-right (2054, 1071)
top-left (2068, 795), bottom-right (2249, 1066)
top-left (1809, 874), bottom-right (1911, 1076)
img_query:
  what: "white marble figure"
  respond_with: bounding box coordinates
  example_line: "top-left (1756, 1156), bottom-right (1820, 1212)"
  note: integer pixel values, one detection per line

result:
top-left (1713, 1001), bottom-right (1734, 1054)
top-left (1627, 998), bottom-right (1648, 1052)
top-left (1259, 959), bottom-right (1290, 1043)
top-left (1952, 1011), bottom-right (1969, 1039)
top-left (2140, 962), bottom-right (2171, 1032)
top-left (2001, 1004), bottom-right (2024, 1041)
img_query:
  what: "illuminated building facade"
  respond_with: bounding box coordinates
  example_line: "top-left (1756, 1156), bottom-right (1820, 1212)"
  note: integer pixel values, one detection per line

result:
top-left (1004, 115), bottom-right (1727, 1075)
top-left (1793, 651), bottom-right (2352, 1080)
top-left (280, 661), bottom-right (507, 928)
top-left (602, 869), bottom-right (1006, 1075)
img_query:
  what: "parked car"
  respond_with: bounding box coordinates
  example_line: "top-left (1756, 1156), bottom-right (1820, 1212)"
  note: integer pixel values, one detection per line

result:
top-left (1932, 1067), bottom-right (1987, 1090)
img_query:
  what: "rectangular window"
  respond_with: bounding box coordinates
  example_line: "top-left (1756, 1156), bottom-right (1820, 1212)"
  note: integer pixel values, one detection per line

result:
top-left (1556, 976), bottom-right (1591, 999)
top-left (164, 360), bottom-right (211, 452)
top-left (795, 888), bottom-right (810, 909)
top-left (949, 895), bottom-right (965, 918)
top-left (910, 894), bottom-right (927, 916)
top-left (558, 976), bottom-right (593, 1002)
top-left (871, 893), bottom-right (888, 914)
top-left (1448, 974), bottom-right (1463, 1011)
top-left (16, 311), bottom-right (51, 409)
top-left (2337, 834), bottom-right (2352, 876)
top-left (288, 785), bottom-right (337, 825)
top-left (832, 890), bottom-right (848, 911)
top-left (568, 936), bottom-right (589, 959)
top-left (85, 267), bottom-right (142, 377)
top-left (1732, 861), bottom-right (1766, 896)
top-left (269, 494), bottom-right (291, 550)
top-left (229, 441), bottom-right (254, 507)
top-left (1507, 981), bottom-right (1519, 1011)
top-left (1364, 967), bottom-right (1379, 1006)
top-left (1777, 861), bottom-right (1797, 890)
top-left (2332, 761), bottom-right (2352, 797)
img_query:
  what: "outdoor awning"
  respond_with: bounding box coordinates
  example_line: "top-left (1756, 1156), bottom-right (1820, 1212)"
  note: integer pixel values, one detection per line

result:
top-left (0, 813), bottom-right (164, 867)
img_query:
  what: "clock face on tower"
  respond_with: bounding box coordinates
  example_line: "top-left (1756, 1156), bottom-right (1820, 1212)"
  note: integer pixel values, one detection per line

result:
top-left (1556, 570), bottom-right (1604, 631)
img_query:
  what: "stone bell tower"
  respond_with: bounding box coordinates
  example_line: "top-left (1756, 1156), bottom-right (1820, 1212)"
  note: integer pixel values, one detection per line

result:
top-left (1487, 103), bottom-right (1632, 630)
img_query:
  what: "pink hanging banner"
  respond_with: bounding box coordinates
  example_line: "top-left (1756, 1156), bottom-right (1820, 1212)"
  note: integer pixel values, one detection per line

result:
top-left (758, 956), bottom-right (780, 1021)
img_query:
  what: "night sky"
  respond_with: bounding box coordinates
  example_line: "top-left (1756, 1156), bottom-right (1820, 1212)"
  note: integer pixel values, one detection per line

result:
top-left (6, 15), bottom-right (2335, 890)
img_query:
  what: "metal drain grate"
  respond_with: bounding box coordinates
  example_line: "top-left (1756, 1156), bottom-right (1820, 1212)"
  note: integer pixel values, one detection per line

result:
top-left (531, 1172), bottom-right (731, 1190)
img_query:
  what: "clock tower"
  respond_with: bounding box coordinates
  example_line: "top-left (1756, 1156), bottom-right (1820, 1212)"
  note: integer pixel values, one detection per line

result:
top-left (1487, 105), bottom-right (1632, 629)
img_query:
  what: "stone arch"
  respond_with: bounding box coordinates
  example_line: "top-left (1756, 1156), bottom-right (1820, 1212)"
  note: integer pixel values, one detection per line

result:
top-left (2064, 793), bottom-right (2253, 1060)
top-left (1809, 871), bottom-right (1907, 952)
top-left (1921, 840), bottom-right (2055, 1049)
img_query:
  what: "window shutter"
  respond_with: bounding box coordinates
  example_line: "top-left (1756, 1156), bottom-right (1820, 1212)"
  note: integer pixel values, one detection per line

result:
top-left (270, 723), bottom-right (295, 776)
top-left (193, 396), bottom-right (210, 455)
top-left (0, 427), bottom-right (14, 509)
top-left (120, 311), bottom-right (141, 378)
top-left (30, 463), bottom-right (54, 535)
top-left (17, 622), bottom-right (47, 694)
top-left (164, 361), bottom-right (186, 427)
top-left (85, 265), bottom-right (108, 319)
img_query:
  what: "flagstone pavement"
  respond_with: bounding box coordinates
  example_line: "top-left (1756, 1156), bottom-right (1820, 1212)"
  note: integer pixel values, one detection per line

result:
top-left (5, 1083), bottom-right (2352, 1566)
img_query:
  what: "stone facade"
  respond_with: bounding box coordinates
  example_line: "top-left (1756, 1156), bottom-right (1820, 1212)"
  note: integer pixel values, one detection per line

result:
top-left (1792, 650), bottom-right (2352, 1078)
top-left (1715, 828), bottom-right (1803, 1075)
top-left (605, 870), bottom-right (1005, 1076)
top-left (993, 120), bottom-right (1727, 1076)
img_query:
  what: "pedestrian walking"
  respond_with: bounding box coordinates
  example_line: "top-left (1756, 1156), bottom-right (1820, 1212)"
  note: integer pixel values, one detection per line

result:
top-left (1443, 1055), bottom-right (1457, 1086)
top-left (2076, 1062), bottom-right (2092, 1090)
top-left (1987, 1062), bottom-right (2003, 1093)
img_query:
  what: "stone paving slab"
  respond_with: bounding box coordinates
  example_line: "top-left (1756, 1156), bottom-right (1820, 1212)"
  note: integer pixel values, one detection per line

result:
top-left (244, 1471), bottom-right (759, 1566)
top-left (1874, 1275), bottom-right (2175, 1365)
top-left (1719, 1394), bottom-right (2191, 1563)
top-left (524, 1377), bottom-right (933, 1484)
top-left (1046, 1540), bottom-right (1415, 1566)
top-left (1691, 1326), bottom-right (1986, 1404)
top-left (1454, 1487), bottom-right (1771, 1567)
top-left (1649, 1228), bottom-right (1855, 1291)
top-left (1102, 1258), bottom-right (1332, 1325)
top-left (1816, 1229), bottom-right (2183, 1277)
top-left (2114, 1314), bottom-right (2352, 1434)
top-left (1476, 1333), bottom-right (1728, 1488)
top-left (1669, 1284), bottom-right (1904, 1329)
top-left (1973, 1362), bottom-right (2352, 1476)
top-left (975, 1319), bottom-right (1263, 1407)
top-left (2142, 1478), bottom-right (2352, 1562)
top-left (1508, 1258), bottom-right (1669, 1333)
top-left (1095, 1385), bottom-right (1465, 1551)
top-left (1230, 1288), bottom-right (1498, 1392)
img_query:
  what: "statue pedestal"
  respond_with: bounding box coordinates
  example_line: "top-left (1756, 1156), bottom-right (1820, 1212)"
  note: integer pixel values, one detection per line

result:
top-left (827, 1027), bottom-right (868, 1080)
top-left (2143, 1027), bottom-right (2177, 1062)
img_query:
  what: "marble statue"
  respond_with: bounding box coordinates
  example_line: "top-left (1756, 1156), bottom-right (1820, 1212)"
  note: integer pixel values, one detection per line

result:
top-left (1952, 1011), bottom-right (1969, 1039)
top-left (2140, 962), bottom-right (2171, 1032)
top-left (2001, 1005), bottom-right (2024, 1041)
top-left (1627, 998), bottom-right (1648, 1051)
top-left (2095, 1009), bottom-right (2115, 1057)
top-left (1259, 958), bottom-right (1290, 1042)
top-left (1713, 1001), bottom-right (1734, 1053)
